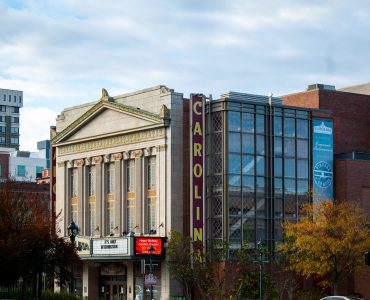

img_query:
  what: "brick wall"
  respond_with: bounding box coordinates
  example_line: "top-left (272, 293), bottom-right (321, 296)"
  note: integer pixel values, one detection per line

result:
top-left (282, 90), bottom-right (370, 154)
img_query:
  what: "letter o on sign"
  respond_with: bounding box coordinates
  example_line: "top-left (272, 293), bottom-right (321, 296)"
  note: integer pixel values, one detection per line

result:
top-left (193, 164), bottom-right (203, 178)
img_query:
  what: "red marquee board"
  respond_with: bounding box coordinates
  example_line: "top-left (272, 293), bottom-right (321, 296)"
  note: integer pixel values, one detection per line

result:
top-left (134, 237), bottom-right (163, 255)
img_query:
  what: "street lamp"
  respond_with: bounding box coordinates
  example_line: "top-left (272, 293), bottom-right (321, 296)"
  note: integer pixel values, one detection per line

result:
top-left (149, 245), bottom-right (155, 300)
top-left (67, 221), bottom-right (79, 294)
top-left (257, 240), bottom-right (264, 300)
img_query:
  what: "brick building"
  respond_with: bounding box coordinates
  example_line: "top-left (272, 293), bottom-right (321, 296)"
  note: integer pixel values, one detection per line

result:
top-left (281, 83), bottom-right (370, 298)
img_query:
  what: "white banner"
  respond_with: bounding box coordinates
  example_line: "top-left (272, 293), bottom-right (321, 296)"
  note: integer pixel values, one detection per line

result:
top-left (92, 238), bottom-right (129, 256)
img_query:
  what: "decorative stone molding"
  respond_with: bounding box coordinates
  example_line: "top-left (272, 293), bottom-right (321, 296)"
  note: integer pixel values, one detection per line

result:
top-left (85, 157), bottom-right (91, 166)
top-left (57, 162), bottom-right (65, 168)
top-left (143, 147), bottom-right (152, 157)
top-left (67, 160), bottom-right (73, 168)
top-left (112, 153), bottom-right (122, 161)
top-left (92, 156), bottom-right (103, 164)
top-left (159, 104), bottom-right (170, 118)
top-left (132, 149), bottom-right (143, 158)
top-left (74, 159), bottom-right (85, 167)
top-left (156, 144), bottom-right (167, 152)
top-left (160, 86), bottom-right (173, 94)
top-left (123, 151), bottom-right (131, 160)
top-left (104, 154), bottom-right (110, 163)
top-left (58, 128), bottom-right (165, 156)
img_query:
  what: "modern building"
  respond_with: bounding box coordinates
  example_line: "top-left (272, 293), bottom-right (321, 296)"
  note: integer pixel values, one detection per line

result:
top-left (0, 88), bottom-right (22, 149)
top-left (0, 140), bottom-right (50, 182)
top-left (52, 86), bottom-right (186, 300)
top-left (205, 92), bottom-right (333, 255)
top-left (281, 83), bottom-right (370, 298)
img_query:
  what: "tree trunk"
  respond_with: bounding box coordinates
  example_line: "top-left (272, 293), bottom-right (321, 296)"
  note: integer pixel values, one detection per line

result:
top-left (333, 281), bottom-right (339, 295)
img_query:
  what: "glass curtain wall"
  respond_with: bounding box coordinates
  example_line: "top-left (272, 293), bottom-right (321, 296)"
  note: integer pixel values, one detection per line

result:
top-left (207, 99), bottom-right (311, 256)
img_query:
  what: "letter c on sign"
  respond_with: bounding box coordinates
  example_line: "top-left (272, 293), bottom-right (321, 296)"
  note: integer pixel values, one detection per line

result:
top-left (193, 101), bottom-right (202, 115)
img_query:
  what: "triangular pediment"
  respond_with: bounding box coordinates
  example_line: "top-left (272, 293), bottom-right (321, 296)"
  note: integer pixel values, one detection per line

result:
top-left (53, 100), bottom-right (169, 145)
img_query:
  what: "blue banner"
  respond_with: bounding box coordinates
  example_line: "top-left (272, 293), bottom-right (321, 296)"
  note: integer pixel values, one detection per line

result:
top-left (312, 119), bottom-right (333, 203)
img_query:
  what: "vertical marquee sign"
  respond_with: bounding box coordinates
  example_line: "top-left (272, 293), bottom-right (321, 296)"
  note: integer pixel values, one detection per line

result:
top-left (50, 126), bottom-right (57, 234)
top-left (312, 119), bottom-right (334, 203)
top-left (190, 94), bottom-right (205, 250)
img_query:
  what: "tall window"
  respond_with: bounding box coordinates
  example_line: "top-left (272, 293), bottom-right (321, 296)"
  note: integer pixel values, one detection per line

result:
top-left (11, 127), bottom-right (19, 134)
top-left (70, 168), bottom-right (78, 197)
top-left (0, 137), bottom-right (5, 144)
top-left (147, 156), bottom-right (156, 189)
top-left (127, 159), bottom-right (135, 231)
top-left (107, 200), bottom-right (115, 233)
top-left (147, 156), bottom-right (157, 231)
top-left (88, 166), bottom-right (95, 196)
top-left (17, 165), bottom-right (26, 177)
top-left (0, 126), bottom-right (5, 133)
top-left (11, 137), bottom-right (19, 144)
top-left (107, 163), bottom-right (115, 194)
top-left (71, 197), bottom-right (78, 223)
top-left (88, 200), bottom-right (96, 236)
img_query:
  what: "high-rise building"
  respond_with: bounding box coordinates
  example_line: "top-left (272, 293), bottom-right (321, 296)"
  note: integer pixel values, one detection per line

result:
top-left (0, 88), bottom-right (23, 150)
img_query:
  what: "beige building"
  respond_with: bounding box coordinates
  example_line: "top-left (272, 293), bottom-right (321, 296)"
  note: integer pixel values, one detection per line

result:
top-left (53, 86), bottom-right (187, 300)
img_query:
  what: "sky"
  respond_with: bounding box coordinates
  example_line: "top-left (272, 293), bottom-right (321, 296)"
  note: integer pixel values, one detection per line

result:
top-left (0, 0), bottom-right (369, 151)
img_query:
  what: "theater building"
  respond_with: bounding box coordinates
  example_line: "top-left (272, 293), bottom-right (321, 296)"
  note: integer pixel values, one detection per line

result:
top-left (53, 86), bottom-right (187, 300)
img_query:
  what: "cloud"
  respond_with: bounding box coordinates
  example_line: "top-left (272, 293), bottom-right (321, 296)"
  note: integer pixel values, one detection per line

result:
top-left (19, 106), bottom-right (58, 151)
top-left (0, 0), bottom-right (370, 150)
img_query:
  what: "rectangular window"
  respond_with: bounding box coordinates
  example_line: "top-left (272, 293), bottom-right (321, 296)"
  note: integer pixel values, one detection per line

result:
top-left (148, 198), bottom-right (156, 231)
top-left (11, 137), bottom-right (19, 144)
top-left (127, 199), bottom-right (135, 232)
top-left (8, 95), bottom-right (11, 102)
top-left (19, 96), bottom-right (22, 103)
top-left (0, 137), bottom-right (5, 144)
top-left (127, 159), bottom-right (135, 192)
top-left (17, 165), bottom-right (26, 177)
top-left (0, 106), bottom-right (5, 112)
top-left (3, 95), bottom-right (5, 101)
top-left (147, 156), bottom-right (156, 190)
top-left (88, 166), bottom-right (95, 196)
top-left (0, 126), bottom-right (5, 133)
top-left (11, 127), bottom-right (19, 134)
top-left (70, 168), bottom-right (78, 197)
top-left (12, 117), bottom-right (19, 123)
top-left (88, 200), bottom-right (96, 236)
top-left (0, 164), bottom-right (2, 176)
top-left (0, 116), bottom-right (3, 122)
top-left (107, 200), bottom-right (115, 233)
top-left (107, 163), bottom-right (115, 193)
top-left (71, 197), bottom-right (78, 223)
top-left (14, 96), bottom-right (16, 102)
top-left (11, 107), bottom-right (19, 113)
top-left (36, 166), bottom-right (43, 178)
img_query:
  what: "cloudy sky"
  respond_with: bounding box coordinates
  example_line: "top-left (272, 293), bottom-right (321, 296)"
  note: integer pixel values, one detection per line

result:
top-left (1, 0), bottom-right (369, 151)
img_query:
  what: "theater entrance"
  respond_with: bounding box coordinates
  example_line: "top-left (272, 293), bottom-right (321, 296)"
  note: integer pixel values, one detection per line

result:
top-left (100, 264), bottom-right (127, 300)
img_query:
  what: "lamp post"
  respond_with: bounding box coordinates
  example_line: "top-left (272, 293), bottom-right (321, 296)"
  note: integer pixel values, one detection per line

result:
top-left (148, 245), bottom-right (155, 300)
top-left (257, 240), bottom-right (264, 300)
top-left (67, 221), bottom-right (79, 294)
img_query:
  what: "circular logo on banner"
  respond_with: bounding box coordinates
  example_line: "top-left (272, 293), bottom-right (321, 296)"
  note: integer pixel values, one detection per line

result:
top-left (313, 161), bottom-right (333, 188)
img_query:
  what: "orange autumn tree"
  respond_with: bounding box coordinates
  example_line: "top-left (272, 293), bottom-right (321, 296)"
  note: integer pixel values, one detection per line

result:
top-left (278, 200), bottom-right (370, 295)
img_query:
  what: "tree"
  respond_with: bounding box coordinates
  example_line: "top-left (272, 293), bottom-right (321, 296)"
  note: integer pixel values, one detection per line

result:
top-left (0, 179), bottom-right (79, 299)
top-left (278, 200), bottom-right (370, 295)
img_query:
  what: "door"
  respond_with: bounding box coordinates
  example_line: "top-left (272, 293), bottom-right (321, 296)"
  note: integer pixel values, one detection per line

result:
top-left (104, 281), bottom-right (126, 300)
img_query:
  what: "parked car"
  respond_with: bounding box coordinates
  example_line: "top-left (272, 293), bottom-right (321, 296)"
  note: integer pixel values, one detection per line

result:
top-left (320, 296), bottom-right (365, 300)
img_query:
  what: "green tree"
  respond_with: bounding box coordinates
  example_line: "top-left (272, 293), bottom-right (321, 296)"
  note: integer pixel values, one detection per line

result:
top-left (278, 200), bottom-right (370, 295)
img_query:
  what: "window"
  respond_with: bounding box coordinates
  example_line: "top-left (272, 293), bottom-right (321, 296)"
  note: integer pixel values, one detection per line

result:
top-left (0, 116), bottom-right (3, 122)
top-left (71, 197), bottom-right (78, 223)
top-left (0, 164), bottom-right (2, 176)
top-left (228, 111), bottom-right (241, 132)
top-left (14, 96), bottom-right (16, 103)
top-left (11, 137), bottom-right (19, 144)
top-left (147, 198), bottom-right (156, 231)
top-left (17, 165), bottom-right (26, 177)
top-left (107, 200), bottom-right (115, 233)
top-left (12, 117), bottom-right (19, 123)
top-left (88, 166), bottom-right (95, 196)
top-left (0, 126), bottom-right (5, 133)
top-left (88, 200), bottom-right (96, 236)
top-left (3, 95), bottom-right (5, 101)
top-left (36, 166), bottom-right (43, 178)
top-left (107, 163), bottom-right (115, 193)
top-left (8, 95), bottom-right (11, 102)
top-left (19, 96), bottom-right (22, 103)
top-left (147, 156), bottom-right (156, 189)
top-left (0, 106), bottom-right (5, 112)
top-left (127, 159), bottom-right (135, 192)
top-left (0, 137), bottom-right (5, 144)
top-left (11, 127), bottom-right (19, 134)
top-left (70, 168), bottom-right (78, 197)
top-left (11, 107), bottom-right (19, 113)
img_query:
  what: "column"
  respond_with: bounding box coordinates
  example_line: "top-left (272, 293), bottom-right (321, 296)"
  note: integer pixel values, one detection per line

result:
top-left (93, 156), bottom-right (103, 237)
top-left (76, 159), bottom-right (85, 234)
top-left (133, 149), bottom-right (143, 235)
top-left (113, 152), bottom-right (122, 236)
